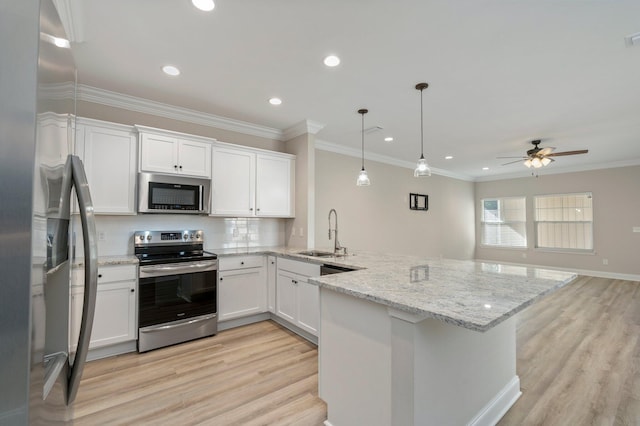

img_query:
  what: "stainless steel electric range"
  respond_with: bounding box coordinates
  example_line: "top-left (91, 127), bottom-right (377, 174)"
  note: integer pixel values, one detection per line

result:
top-left (134, 230), bottom-right (218, 352)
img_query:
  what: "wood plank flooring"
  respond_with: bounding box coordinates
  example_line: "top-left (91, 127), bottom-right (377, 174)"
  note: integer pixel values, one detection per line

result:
top-left (72, 276), bottom-right (640, 425)
top-left (499, 276), bottom-right (640, 426)
top-left (71, 320), bottom-right (326, 425)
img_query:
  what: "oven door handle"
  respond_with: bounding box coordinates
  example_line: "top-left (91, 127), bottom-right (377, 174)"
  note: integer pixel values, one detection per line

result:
top-left (139, 261), bottom-right (218, 278)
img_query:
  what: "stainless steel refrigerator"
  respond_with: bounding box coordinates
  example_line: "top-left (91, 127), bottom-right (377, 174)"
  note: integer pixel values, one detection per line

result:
top-left (0, 0), bottom-right (98, 424)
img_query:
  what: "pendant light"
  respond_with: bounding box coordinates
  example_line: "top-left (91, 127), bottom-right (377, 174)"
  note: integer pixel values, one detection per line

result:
top-left (414, 82), bottom-right (432, 177)
top-left (356, 108), bottom-right (371, 186)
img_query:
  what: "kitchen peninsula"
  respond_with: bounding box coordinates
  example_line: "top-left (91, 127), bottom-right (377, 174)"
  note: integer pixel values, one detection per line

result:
top-left (288, 250), bottom-right (576, 426)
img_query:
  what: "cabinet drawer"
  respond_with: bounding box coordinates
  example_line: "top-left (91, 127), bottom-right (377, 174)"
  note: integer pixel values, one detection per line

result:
top-left (278, 258), bottom-right (321, 277)
top-left (73, 264), bottom-right (137, 287)
top-left (219, 255), bottom-right (264, 271)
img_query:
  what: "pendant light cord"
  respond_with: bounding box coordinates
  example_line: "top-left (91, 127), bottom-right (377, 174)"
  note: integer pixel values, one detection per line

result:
top-left (361, 112), bottom-right (365, 169)
top-left (420, 86), bottom-right (424, 158)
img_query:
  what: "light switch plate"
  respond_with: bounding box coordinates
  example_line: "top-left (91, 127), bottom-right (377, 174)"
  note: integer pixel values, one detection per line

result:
top-left (633, 226), bottom-right (640, 233)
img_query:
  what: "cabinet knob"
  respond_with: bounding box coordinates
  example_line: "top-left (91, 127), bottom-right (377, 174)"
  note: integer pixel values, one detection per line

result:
top-left (249, 207), bottom-right (253, 211)
top-left (257, 208), bottom-right (260, 212)
top-left (131, 288), bottom-right (135, 293)
top-left (179, 165), bottom-right (182, 169)
top-left (98, 274), bottom-right (102, 278)
top-left (220, 277), bottom-right (223, 281)
top-left (241, 261), bottom-right (244, 265)
top-left (174, 165), bottom-right (178, 169)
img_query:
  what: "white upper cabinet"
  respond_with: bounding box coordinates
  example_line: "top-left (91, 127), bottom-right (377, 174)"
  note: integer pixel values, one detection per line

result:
top-left (136, 126), bottom-right (212, 178)
top-left (256, 154), bottom-right (294, 217)
top-left (76, 118), bottom-right (137, 215)
top-left (211, 144), bottom-right (295, 218)
top-left (211, 146), bottom-right (256, 216)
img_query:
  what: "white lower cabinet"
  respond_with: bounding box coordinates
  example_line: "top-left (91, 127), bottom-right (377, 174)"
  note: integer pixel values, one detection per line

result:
top-left (70, 264), bottom-right (137, 353)
top-left (267, 256), bottom-right (277, 313)
top-left (218, 256), bottom-right (267, 322)
top-left (276, 258), bottom-right (321, 336)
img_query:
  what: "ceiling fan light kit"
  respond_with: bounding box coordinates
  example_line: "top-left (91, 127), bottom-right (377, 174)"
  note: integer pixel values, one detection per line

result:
top-left (499, 139), bottom-right (588, 170)
top-left (414, 82), bottom-right (432, 177)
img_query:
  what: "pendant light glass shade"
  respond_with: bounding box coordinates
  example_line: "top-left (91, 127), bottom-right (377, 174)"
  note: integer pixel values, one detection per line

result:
top-left (414, 83), bottom-right (431, 178)
top-left (356, 108), bottom-right (371, 186)
top-left (356, 168), bottom-right (370, 186)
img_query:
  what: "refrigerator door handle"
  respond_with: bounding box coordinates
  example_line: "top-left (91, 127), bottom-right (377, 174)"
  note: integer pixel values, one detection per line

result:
top-left (67, 155), bottom-right (98, 404)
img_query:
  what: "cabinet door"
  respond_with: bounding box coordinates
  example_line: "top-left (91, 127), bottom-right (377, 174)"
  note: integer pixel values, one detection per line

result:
top-left (256, 154), bottom-right (294, 217)
top-left (267, 256), bottom-right (277, 313)
top-left (177, 139), bottom-right (211, 177)
top-left (211, 147), bottom-right (255, 216)
top-left (297, 279), bottom-right (319, 336)
top-left (90, 280), bottom-right (137, 348)
top-left (218, 267), bottom-right (266, 321)
top-left (79, 124), bottom-right (137, 214)
top-left (139, 133), bottom-right (179, 174)
top-left (276, 271), bottom-right (297, 323)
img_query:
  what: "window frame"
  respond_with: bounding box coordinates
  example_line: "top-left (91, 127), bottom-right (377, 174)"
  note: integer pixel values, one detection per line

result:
top-left (480, 196), bottom-right (528, 249)
top-left (533, 192), bottom-right (594, 254)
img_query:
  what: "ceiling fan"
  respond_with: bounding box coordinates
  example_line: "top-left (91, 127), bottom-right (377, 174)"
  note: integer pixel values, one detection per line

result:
top-left (498, 140), bottom-right (588, 169)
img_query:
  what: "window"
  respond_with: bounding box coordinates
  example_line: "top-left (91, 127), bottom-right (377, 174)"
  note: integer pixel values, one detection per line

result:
top-left (481, 197), bottom-right (527, 248)
top-left (534, 193), bottom-right (593, 251)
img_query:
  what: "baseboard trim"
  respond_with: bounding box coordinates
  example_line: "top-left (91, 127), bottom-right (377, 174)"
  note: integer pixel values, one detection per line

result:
top-left (87, 340), bottom-right (137, 361)
top-left (270, 315), bottom-right (318, 345)
top-left (468, 376), bottom-right (521, 426)
top-left (323, 421), bottom-right (334, 426)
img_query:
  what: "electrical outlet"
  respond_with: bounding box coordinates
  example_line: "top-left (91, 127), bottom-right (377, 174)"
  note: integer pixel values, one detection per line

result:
top-left (603, 258), bottom-right (609, 265)
top-left (633, 227), bottom-right (640, 233)
top-left (98, 231), bottom-right (106, 241)
top-left (521, 252), bottom-right (527, 258)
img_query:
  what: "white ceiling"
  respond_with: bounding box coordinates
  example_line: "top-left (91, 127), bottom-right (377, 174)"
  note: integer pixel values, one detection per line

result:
top-left (63, 0), bottom-right (640, 180)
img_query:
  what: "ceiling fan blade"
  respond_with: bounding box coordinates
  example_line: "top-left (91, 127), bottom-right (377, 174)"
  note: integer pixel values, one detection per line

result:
top-left (538, 147), bottom-right (555, 156)
top-left (502, 159), bottom-right (525, 166)
top-left (496, 156), bottom-right (527, 159)
top-left (547, 149), bottom-right (588, 157)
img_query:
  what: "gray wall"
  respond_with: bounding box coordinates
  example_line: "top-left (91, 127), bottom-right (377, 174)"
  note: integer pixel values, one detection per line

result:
top-left (315, 150), bottom-right (476, 259)
top-left (475, 165), bottom-right (640, 276)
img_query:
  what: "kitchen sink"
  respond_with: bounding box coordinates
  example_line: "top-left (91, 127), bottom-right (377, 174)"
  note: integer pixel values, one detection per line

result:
top-left (296, 250), bottom-right (337, 258)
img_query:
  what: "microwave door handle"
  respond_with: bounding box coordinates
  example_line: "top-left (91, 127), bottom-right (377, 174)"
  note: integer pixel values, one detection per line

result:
top-left (67, 155), bottom-right (98, 404)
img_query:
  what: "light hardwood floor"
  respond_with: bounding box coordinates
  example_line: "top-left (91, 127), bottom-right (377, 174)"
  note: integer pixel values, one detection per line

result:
top-left (71, 320), bottom-right (326, 425)
top-left (73, 276), bottom-right (640, 425)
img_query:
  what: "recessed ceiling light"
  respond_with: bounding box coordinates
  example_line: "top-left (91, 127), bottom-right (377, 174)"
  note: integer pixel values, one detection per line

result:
top-left (192, 0), bottom-right (215, 11)
top-left (269, 97), bottom-right (282, 106)
top-left (162, 65), bottom-right (180, 76)
top-left (482, 167), bottom-right (489, 171)
top-left (384, 137), bottom-right (394, 142)
top-left (323, 55), bottom-right (340, 67)
top-left (445, 156), bottom-right (453, 160)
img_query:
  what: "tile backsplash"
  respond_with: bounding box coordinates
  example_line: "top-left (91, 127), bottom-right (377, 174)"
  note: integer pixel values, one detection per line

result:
top-left (71, 214), bottom-right (285, 258)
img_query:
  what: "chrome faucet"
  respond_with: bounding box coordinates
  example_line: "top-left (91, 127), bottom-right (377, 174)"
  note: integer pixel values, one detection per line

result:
top-left (328, 209), bottom-right (346, 255)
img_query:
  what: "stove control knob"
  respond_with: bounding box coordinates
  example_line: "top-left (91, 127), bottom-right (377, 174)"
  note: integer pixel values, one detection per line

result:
top-left (146, 235), bottom-right (152, 241)
top-left (138, 235), bottom-right (144, 241)
top-left (196, 233), bottom-right (201, 239)
top-left (183, 233), bottom-right (188, 240)
top-left (190, 233), bottom-right (195, 239)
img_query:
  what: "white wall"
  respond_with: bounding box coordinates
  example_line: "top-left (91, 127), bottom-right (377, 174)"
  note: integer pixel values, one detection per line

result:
top-left (314, 150), bottom-right (476, 259)
top-left (475, 165), bottom-right (640, 276)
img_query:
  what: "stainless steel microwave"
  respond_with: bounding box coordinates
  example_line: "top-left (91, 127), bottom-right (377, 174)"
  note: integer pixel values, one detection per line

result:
top-left (138, 172), bottom-right (210, 214)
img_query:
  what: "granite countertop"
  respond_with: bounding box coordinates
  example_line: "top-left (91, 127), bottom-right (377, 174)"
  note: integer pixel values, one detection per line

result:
top-left (72, 255), bottom-right (139, 268)
top-left (214, 247), bottom-right (576, 332)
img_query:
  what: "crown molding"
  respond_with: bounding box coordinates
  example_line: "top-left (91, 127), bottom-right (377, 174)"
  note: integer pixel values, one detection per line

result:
top-left (315, 139), bottom-right (475, 182)
top-left (38, 82), bottom-right (75, 100)
top-left (474, 158), bottom-right (640, 182)
top-left (52, 0), bottom-right (84, 43)
top-left (283, 120), bottom-right (326, 141)
top-left (76, 84), bottom-right (285, 141)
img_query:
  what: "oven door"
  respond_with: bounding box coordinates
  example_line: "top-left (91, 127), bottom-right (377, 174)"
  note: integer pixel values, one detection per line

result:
top-left (138, 260), bottom-right (217, 328)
